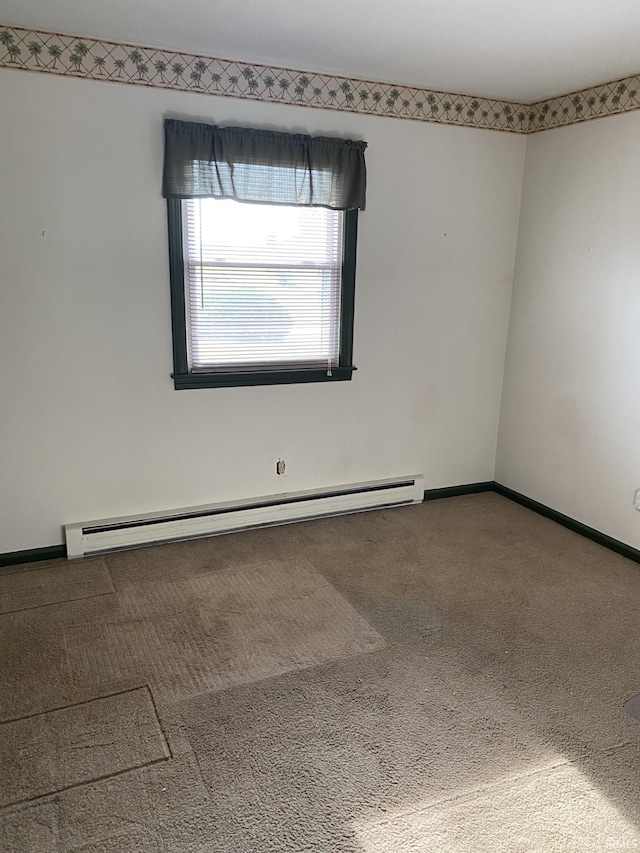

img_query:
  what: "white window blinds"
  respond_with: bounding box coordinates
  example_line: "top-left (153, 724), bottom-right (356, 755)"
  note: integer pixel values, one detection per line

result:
top-left (184, 198), bottom-right (344, 372)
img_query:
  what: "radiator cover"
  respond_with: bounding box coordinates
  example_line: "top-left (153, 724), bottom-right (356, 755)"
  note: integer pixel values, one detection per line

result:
top-left (65, 475), bottom-right (424, 558)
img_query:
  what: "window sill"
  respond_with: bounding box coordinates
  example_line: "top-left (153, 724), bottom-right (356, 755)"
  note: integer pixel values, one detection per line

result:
top-left (172, 366), bottom-right (356, 389)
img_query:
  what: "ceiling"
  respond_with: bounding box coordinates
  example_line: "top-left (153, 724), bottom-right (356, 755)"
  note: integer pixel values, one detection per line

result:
top-left (2, 0), bottom-right (640, 103)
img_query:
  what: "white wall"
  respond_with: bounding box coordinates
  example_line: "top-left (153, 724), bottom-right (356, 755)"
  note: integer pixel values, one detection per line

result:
top-left (497, 112), bottom-right (640, 549)
top-left (0, 70), bottom-right (524, 552)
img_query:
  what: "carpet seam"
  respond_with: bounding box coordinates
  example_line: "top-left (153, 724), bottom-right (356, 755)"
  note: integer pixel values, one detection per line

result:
top-left (363, 758), bottom-right (574, 825)
top-left (0, 755), bottom-right (171, 812)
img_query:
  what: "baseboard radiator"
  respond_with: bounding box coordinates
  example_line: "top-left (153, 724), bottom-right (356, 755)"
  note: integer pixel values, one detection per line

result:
top-left (65, 475), bottom-right (424, 558)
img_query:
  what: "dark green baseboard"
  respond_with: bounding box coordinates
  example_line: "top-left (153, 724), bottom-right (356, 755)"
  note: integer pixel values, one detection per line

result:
top-left (0, 544), bottom-right (66, 571)
top-left (423, 479), bottom-right (640, 566)
top-left (2, 481), bottom-right (639, 569)
top-left (422, 482), bottom-right (495, 501)
top-left (492, 482), bottom-right (640, 566)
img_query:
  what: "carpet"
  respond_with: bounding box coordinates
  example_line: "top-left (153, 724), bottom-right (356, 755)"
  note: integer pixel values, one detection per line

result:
top-left (0, 687), bottom-right (169, 808)
top-left (1, 493), bottom-right (640, 851)
top-left (0, 557), bottom-right (114, 614)
top-left (0, 557), bottom-right (382, 719)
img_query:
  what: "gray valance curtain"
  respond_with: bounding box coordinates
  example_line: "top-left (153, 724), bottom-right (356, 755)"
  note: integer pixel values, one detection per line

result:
top-left (162, 119), bottom-right (367, 210)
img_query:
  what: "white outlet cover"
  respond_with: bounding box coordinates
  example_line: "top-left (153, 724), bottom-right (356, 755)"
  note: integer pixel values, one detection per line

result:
top-left (635, 489), bottom-right (640, 511)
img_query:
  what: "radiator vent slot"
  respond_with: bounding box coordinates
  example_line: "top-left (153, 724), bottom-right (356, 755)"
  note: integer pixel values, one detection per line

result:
top-left (65, 475), bottom-right (424, 558)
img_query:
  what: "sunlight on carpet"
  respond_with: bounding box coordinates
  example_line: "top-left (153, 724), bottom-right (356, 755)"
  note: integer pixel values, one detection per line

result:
top-left (353, 759), bottom-right (640, 852)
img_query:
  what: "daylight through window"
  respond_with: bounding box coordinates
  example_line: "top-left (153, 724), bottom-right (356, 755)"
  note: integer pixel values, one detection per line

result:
top-left (184, 198), bottom-right (344, 372)
top-left (163, 119), bottom-right (366, 388)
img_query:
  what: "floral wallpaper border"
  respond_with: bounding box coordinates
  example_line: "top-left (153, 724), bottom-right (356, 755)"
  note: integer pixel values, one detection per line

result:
top-left (1, 24), bottom-right (640, 134)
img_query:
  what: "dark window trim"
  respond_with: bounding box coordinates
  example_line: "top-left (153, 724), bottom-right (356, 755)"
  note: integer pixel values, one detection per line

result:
top-left (166, 200), bottom-right (358, 390)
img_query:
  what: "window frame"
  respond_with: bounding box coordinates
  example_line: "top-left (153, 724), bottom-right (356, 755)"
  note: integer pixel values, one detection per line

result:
top-left (167, 198), bottom-right (358, 389)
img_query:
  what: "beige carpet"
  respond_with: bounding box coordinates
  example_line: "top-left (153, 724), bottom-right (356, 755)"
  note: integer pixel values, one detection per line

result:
top-left (1, 493), bottom-right (640, 851)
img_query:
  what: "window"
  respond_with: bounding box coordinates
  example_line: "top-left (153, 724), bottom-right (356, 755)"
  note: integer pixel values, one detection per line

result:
top-left (168, 197), bottom-right (358, 388)
top-left (163, 119), bottom-right (367, 389)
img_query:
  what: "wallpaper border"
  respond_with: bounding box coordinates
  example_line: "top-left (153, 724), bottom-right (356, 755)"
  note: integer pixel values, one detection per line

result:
top-left (527, 73), bottom-right (640, 132)
top-left (0, 24), bottom-right (527, 133)
top-left (2, 24), bottom-right (640, 134)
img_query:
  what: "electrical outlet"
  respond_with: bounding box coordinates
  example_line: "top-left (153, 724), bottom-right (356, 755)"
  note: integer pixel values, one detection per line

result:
top-left (635, 489), bottom-right (640, 511)
top-left (276, 459), bottom-right (286, 476)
